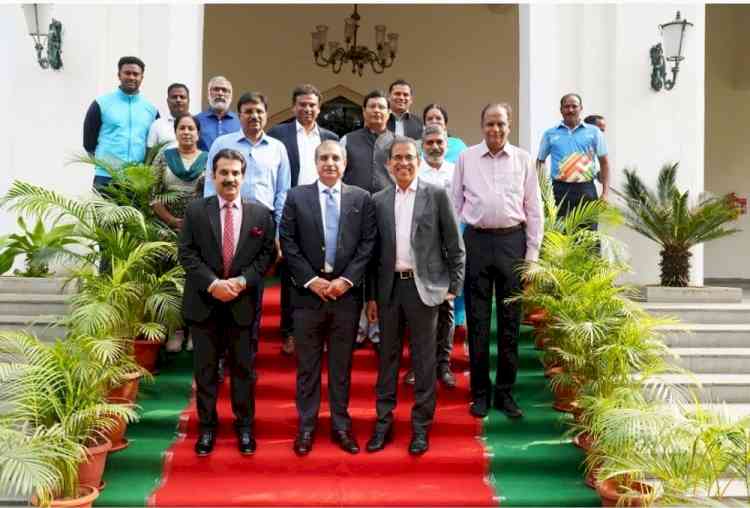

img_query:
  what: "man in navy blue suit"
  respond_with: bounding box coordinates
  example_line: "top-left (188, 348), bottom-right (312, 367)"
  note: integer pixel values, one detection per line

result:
top-left (268, 84), bottom-right (339, 356)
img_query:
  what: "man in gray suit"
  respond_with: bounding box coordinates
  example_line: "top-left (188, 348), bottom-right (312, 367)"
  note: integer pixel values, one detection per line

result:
top-left (364, 136), bottom-right (465, 455)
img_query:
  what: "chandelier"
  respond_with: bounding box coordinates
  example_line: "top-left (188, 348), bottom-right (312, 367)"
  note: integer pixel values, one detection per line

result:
top-left (311, 5), bottom-right (399, 76)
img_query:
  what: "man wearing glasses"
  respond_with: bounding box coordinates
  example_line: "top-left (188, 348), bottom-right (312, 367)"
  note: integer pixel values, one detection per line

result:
top-left (196, 76), bottom-right (241, 151)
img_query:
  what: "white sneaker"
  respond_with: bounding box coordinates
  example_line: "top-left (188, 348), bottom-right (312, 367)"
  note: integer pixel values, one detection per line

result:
top-left (165, 330), bottom-right (185, 353)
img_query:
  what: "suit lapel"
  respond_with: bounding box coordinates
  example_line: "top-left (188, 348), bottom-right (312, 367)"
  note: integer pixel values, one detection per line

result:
top-left (232, 203), bottom-right (255, 266)
top-left (411, 181), bottom-right (429, 243)
top-left (287, 123), bottom-right (301, 185)
top-left (382, 186), bottom-right (397, 260)
top-left (334, 184), bottom-right (355, 269)
top-left (308, 184), bottom-right (325, 243)
top-left (206, 196), bottom-right (221, 251)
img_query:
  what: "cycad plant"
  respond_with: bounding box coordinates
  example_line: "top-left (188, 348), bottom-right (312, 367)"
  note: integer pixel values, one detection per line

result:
top-left (615, 163), bottom-right (741, 287)
top-left (0, 216), bottom-right (78, 276)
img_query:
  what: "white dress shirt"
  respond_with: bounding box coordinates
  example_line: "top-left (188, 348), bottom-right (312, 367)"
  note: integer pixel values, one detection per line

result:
top-left (304, 180), bottom-right (352, 288)
top-left (418, 158), bottom-right (455, 194)
top-left (208, 194), bottom-right (243, 291)
top-left (394, 178), bottom-right (418, 271)
top-left (295, 120), bottom-right (322, 186)
top-left (147, 116), bottom-right (177, 148)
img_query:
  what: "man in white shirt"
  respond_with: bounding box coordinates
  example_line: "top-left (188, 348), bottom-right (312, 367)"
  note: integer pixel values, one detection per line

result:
top-left (268, 84), bottom-right (339, 355)
top-left (147, 83), bottom-right (190, 148)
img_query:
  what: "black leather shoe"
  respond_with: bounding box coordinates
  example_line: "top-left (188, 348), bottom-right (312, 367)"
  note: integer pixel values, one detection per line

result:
top-left (365, 428), bottom-right (392, 453)
top-left (217, 358), bottom-right (225, 384)
top-left (403, 369), bottom-right (415, 386)
top-left (494, 393), bottom-right (523, 418)
top-left (237, 430), bottom-right (256, 455)
top-left (331, 429), bottom-right (360, 454)
top-left (469, 398), bottom-right (489, 418)
top-left (194, 431), bottom-right (215, 456)
top-left (438, 368), bottom-right (457, 389)
top-left (408, 433), bottom-right (429, 455)
top-left (293, 431), bottom-right (313, 456)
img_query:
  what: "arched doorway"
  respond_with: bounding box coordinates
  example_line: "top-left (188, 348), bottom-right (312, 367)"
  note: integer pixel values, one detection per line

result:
top-left (267, 85), bottom-right (364, 138)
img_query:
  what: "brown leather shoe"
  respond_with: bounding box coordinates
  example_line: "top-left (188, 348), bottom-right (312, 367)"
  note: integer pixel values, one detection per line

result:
top-left (281, 336), bottom-right (295, 355)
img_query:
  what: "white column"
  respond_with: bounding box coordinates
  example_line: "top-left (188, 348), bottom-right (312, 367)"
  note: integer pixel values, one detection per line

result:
top-left (519, 4), bottom-right (705, 286)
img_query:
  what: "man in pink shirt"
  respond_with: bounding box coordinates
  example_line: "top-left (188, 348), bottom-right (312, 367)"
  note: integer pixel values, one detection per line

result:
top-left (452, 103), bottom-right (544, 419)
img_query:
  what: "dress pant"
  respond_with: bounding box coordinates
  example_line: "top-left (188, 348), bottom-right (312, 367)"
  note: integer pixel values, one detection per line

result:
top-left (189, 304), bottom-right (256, 433)
top-left (279, 260), bottom-right (294, 339)
top-left (375, 277), bottom-right (438, 434)
top-left (294, 290), bottom-right (360, 433)
top-left (251, 280), bottom-right (265, 342)
top-left (436, 299), bottom-right (455, 371)
top-left (552, 180), bottom-right (599, 231)
top-left (464, 227), bottom-right (525, 405)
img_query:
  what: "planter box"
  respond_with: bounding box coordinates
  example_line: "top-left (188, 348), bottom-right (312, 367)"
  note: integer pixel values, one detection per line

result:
top-left (640, 285), bottom-right (743, 304)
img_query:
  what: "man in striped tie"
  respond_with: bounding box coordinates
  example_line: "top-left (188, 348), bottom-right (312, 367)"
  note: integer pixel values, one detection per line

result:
top-left (179, 148), bottom-right (277, 456)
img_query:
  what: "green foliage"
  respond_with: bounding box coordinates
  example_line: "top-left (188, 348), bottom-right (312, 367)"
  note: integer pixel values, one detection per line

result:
top-left (614, 162), bottom-right (741, 286)
top-left (0, 216), bottom-right (79, 277)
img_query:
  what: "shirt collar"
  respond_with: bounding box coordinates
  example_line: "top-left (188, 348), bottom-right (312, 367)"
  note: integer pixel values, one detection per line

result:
top-left (396, 178), bottom-right (418, 194)
top-left (217, 194), bottom-right (241, 210)
top-left (317, 179), bottom-right (342, 194)
top-left (480, 140), bottom-right (513, 158)
top-left (392, 111), bottom-right (410, 121)
top-left (235, 130), bottom-right (268, 146)
top-left (296, 120), bottom-right (320, 137)
top-left (420, 157), bottom-right (447, 172)
top-left (209, 109), bottom-right (237, 120)
top-left (557, 120), bottom-right (585, 131)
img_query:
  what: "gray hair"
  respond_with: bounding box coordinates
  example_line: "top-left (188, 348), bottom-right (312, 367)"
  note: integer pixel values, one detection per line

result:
top-left (207, 75), bottom-right (232, 90)
top-left (388, 136), bottom-right (419, 159)
top-left (315, 140), bottom-right (346, 161)
top-left (422, 124), bottom-right (447, 141)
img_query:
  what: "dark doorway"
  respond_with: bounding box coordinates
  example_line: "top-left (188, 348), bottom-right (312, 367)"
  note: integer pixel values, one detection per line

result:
top-left (275, 96), bottom-right (363, 138)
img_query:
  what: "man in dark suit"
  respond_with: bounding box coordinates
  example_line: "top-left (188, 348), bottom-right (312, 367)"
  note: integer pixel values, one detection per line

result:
top-left (179, 148), bottom-right (277, 456)
top-left (268, 84), bottom-right (339, 356)
top-left (280, 140), bottom-right (376, 456)
top-left (365, 137), bottom-right (465, 455)
top-left (385, 79), bottom-right (423, 140)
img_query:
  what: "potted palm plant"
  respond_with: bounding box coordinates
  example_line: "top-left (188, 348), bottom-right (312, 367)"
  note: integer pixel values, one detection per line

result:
top-left (0, 216), bottom-right (79, 277)
top-left (615, 162), bottom-right (741, 287)
top-left (0, 331), bottom-right (138, 497)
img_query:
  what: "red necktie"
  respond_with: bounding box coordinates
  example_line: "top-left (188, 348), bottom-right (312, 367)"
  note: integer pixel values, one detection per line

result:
top-left (222, 203), bottom-right (235, 278)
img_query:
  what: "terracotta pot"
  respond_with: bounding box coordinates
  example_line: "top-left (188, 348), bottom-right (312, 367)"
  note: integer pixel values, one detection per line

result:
top-left (552, 383), bottom-right (577, 413)
top-left (77, 438), bottom-right (112, 490)
top-left (572, 432), bottom-right (594, 452)
top-left (545, 365), bottom-right (564, 379)
top-left (103, 397), bottom-right (131, 452)
top-left (596, 479), bottom-right (656, 507)
top-left (585, 465), bottom-right (601, 489)
top-left (526, 308), bottom-right (548, 326)
top-left (133, 339), bottom-right (161, 373)
top-left (33, 486), bottom-right (100, 508)
top-left (107, 371), bottom-right (142, 403)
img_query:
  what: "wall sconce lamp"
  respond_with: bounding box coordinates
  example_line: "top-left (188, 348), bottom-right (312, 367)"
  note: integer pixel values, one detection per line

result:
top-left (650, 11), bottom-right (693, 91)
top-left (22, 4), bottom-right (63, 70)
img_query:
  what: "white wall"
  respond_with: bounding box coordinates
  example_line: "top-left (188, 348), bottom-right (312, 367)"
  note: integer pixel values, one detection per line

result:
top-left (0, 4), bottom-right (203, 245)
top-left (520, 4), bottom-right (706, 286)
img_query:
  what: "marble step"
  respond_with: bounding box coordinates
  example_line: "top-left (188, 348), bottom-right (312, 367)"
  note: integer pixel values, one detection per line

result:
top-left (643, 301), bottom-right (750, 324)
top-left (668, 348), bottom-right (750, 374)
top-left (657, 324), bottom-right (750, 348)
top-left (0, 276), bottom-right (73, 295)
top-left (0, 293), bottom-right (69, 316)
top-left (646, 374), bottom-right (750, 404)
top-left (0, 315), bottom-right (65, 341)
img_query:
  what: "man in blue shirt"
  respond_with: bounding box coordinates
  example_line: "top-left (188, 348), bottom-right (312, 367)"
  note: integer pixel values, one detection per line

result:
top-left (195, 76), bottom-right (241, 151)
top-left (537, 93), bottom-right (610, 224)
top-left (204, 91), bottom-right (291, 343)
top-left (83, 56), bottom-right (158, 190)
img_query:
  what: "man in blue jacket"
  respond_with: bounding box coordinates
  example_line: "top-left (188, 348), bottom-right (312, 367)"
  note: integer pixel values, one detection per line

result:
top-left (83, 56), bottom-right (159, 191)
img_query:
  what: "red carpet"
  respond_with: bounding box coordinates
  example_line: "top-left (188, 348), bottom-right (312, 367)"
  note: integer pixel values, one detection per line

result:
top-left (150, 285), bottom-right (496, 506)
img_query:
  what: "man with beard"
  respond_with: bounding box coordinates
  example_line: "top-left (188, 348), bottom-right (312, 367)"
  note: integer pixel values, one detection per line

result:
top-left (147, 83), bottom-right (190, 148)
top-left (83, 56), bottom-right (158, 190)
top-left (196, 76), bottom-right (241, 151)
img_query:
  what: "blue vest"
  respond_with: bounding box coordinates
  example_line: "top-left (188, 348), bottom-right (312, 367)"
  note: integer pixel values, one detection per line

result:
top-left (94, 89), bottom-right (158, 177)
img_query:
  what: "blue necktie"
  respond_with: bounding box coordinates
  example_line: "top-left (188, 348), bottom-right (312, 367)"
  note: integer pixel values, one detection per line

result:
top-left (323, 188), bottom-right (339, 269)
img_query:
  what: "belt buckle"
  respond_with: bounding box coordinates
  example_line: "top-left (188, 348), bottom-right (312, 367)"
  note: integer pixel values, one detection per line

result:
top-left (399, 271), bottom-right (412, 280)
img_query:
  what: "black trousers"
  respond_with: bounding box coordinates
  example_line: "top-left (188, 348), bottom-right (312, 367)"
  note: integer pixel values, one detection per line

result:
top-left (294, 293), bottom-right (359, 433)
top-left (279, 260), bottom-right (294, 339)
top-left (436, 299), bottom-right (455, 371)
top-left (464, 227), bottom-right (525, 405)
top-left (552, 181), bottom-right (599, 231)
top-left (189, 304), bottom-right (256, 433)
top-left (375, 278), bottom-right (438, 434)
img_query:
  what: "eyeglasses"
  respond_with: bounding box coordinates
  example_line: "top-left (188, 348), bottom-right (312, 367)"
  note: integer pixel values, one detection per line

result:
top-left (391, 154), bottom-right (417, 163)
top-left (210, 86), bottom-right (231, 94)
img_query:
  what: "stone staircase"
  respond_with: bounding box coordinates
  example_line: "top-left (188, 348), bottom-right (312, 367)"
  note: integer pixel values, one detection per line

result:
top-left (643, 297), bottom-right (750, 407)
top-left (0, 276), bottom-right (71, 342)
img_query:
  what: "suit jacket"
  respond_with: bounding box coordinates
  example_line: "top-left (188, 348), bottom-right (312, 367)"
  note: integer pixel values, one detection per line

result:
top-left (386, 112), bottom-right (424, 140)
top-left (279, 182), bottom-right (376, 309)
top-left (179, 196), bottom-right (276, 326)
top-left (368, 180), bottom-right (465, 307)
top-left (267, 121), bottom-right (339, 187)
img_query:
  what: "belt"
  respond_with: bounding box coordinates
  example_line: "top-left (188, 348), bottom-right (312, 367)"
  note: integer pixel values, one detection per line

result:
top-left (318, 272), bottom-right (336, 281)
top-left (395, 270), bottom-right (414, 280)
top-left (470, 223), bottom-right (524, 235)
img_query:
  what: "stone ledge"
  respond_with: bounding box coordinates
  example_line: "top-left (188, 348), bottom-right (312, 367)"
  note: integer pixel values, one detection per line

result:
top-left (641, 285), bottom-right (743, 303)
